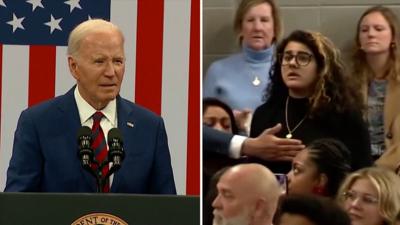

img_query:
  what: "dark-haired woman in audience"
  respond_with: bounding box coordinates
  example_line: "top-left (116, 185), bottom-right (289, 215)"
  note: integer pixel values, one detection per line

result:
top-left (250, 30), bottom-right (372, 173)
top-left (203, 97), bottom-right (239, 134)
top-left (203, 97), bottom-right (240, 190)
top-left (337, 167), bottom-right (400, 225)
top-left (350, 6), bottom-right (400, 171)
top-left (287, 138), bottom-right (351, 198)
top-left (276, 195), bottom-right (351, 225)
top-left (203, 98), bottom-right (240, 225)
top-left (203, 97), bottom-right (242, 192)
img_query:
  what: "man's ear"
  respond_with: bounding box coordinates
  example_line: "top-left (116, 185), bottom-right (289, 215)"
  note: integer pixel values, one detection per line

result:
top-left (68, 56), bottom-right (79, 80)
top-left (252, 198), bottom-right (269, 223)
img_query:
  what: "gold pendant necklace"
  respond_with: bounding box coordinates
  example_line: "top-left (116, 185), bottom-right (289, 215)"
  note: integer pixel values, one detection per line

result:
top-left (252, 76), bottom-right (261, 86)
top-left (285, 96), bottom-right (307, 139)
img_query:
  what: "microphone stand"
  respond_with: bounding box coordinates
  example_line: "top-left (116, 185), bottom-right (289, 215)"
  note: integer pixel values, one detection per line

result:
top-left (94, 159), bottom-right (121, 193)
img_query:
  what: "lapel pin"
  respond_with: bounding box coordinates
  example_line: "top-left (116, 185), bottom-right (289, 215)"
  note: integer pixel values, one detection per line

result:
top-left (127, 122), bottom-right (134, 128)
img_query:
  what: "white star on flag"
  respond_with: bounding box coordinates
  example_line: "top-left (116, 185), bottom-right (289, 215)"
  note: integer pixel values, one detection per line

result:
top-left (64, 0), bottom-right (82, 13)
top-left (0, 0), bottom-right (6, 7)
top-left (7, 13), bottom-right (25, 33)
top-left (26, 0), bottom-right (44, 12)
top-left (44, 14), bottom-right (62, 34)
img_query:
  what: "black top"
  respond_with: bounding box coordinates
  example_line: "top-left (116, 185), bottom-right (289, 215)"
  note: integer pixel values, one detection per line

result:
top-left (250, 96), bottom-right (372, 173)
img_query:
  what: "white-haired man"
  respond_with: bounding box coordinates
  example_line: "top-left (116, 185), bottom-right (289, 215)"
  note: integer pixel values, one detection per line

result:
top-left (212, 163), bottom-right (281, 225)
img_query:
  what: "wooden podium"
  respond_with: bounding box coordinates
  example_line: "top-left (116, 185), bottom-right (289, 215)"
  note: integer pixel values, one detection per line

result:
top-left (0, 192), bottom-right (199, 225)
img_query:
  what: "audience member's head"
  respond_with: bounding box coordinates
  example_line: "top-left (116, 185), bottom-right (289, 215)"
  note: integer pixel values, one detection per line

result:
top-left (276, 195), bottom-right (351, 225)
top-left (265, 30), bottom-right (363, 116)
top-left (234, 0), bottom-right (281, 48)
top-left (204, 167), bottom-right (231, 225)
top-left (203, 98), bottom-right (239, 134)
top-left (212, 163), bottom-right (281, 225)
top-left (287, 138), bottom-right (351, 197)
top-left (337, 167), bottom-right (400, 225)
top-left (352, 5), bottom-right (400, 84)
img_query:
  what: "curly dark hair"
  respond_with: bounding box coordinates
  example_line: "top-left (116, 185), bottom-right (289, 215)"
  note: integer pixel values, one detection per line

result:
top-left (307, 138), bottom-right (351, 197)
top-left (264, 30), bottom-right (365, 117)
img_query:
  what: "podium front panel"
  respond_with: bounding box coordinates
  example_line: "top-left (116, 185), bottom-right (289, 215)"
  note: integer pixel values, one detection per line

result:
top-left (0, 192), bottom-right (199, 225)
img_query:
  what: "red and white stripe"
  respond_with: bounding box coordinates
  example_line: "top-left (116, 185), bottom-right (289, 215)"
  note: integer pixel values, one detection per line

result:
top-left (0, 0), bottom-right (200, 195)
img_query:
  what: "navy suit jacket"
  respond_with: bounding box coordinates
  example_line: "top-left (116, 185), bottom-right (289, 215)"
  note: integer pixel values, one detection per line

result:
top-left (203, 126), bottom-right (233, 156)
top-left (5, 87), bottom-right (176, 194)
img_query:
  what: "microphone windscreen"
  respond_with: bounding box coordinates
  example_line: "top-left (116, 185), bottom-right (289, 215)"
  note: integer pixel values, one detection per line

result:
top-left (108, 128), bottom-right (123, 143)
top-left (77, 126), bottom-right (92, 139)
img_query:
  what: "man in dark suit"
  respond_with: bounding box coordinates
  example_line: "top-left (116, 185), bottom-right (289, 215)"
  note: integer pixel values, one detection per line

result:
top-left (4, 19), bottom-right (176, 193)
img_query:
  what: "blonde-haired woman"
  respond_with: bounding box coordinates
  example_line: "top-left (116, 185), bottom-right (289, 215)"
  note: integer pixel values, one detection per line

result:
top-left (337, 167), bottom-right (400, 225)
top-left (350, 6), bottom-right (400, 171)
top-left (204, 0), bottom-right (282, 133)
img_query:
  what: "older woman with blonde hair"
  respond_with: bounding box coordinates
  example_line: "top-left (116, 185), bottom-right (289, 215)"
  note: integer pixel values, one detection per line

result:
top-left (204, 0), bottom-right (282, 133)
top-left (337, 167), bottom-right (400, 225)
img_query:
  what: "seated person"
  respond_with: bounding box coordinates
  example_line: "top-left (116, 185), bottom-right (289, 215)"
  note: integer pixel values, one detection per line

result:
top-left (203, 98), bottom-right (241, 219)
top-left (287, 138), bottom-right (351, 198)
top-left (337, 167), bottom-right (400, 225)
top-left (276, 195), bottom-right (350, 225)
top-left (212, 163), bottom-right (281, 225)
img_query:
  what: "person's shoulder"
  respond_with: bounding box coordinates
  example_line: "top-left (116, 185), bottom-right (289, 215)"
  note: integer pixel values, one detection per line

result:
top-left (207, 52), bottom-right (243, 71)
top-left (253, 102), bottom-right (268, 115)
top-left (254, 98), bottom-right (279, 114)
top-left (22, 93), bottom-right (69, 116)
top-left (118, 97), bottom-right (162, 120)
top-left (323, 108), bottom-right (364, 126)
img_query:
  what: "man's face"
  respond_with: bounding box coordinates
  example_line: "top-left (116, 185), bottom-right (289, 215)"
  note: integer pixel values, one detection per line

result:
top-left (69, 29), bottom-right (125, 109)
top-left (212, 208), bottom-right (251, 225)
top-left (212, 171), bottom-right (253, 225)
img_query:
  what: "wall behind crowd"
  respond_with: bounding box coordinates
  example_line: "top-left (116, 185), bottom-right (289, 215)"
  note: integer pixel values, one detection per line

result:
top-left (203, 0), bottom-right (400, 75)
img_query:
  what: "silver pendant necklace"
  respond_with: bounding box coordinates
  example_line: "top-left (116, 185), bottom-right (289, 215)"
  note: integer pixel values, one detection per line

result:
top-left (252, 76), bottom-right (261, 86)
top-left (245, 62), bottom-right (262, 86)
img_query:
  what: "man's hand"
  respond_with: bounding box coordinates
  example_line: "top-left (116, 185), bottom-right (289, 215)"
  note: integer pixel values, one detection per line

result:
top-left (242, 123), bottom-right (305, 161)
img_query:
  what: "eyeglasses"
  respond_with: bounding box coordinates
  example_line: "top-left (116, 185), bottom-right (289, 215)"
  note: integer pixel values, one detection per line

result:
top-left (279, 52), bottom-right (313, 67)
top-left (342, 190), bottom-right (379, 205)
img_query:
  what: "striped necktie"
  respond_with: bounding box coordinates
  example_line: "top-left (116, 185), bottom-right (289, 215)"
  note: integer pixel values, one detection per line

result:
top-left (91, 111), bottom-right (110, 192)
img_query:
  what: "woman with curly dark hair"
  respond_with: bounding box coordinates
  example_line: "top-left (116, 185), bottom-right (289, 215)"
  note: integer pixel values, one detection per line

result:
top-left (250, 30), bottom-right (372, 173)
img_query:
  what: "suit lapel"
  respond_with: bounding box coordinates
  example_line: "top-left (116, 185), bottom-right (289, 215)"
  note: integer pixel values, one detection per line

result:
top-left (57, 87), bottom-right (97, 192)
top-left (110, 96), bottom-right (135, 192)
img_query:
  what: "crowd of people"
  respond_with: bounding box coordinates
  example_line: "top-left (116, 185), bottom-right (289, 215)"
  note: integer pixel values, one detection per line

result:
top-left (203, 0), bottom-right (400, 225)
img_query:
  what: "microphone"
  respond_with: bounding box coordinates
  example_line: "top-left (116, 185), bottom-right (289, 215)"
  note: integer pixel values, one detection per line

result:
top-left (77, 126), bottom-right (94, 168)
top-left (107, 128), bottom-right (125, 170)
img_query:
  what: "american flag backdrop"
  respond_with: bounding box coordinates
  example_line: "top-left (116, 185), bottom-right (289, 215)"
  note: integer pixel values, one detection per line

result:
top-left (0, 0), bottom-right (200, 195)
